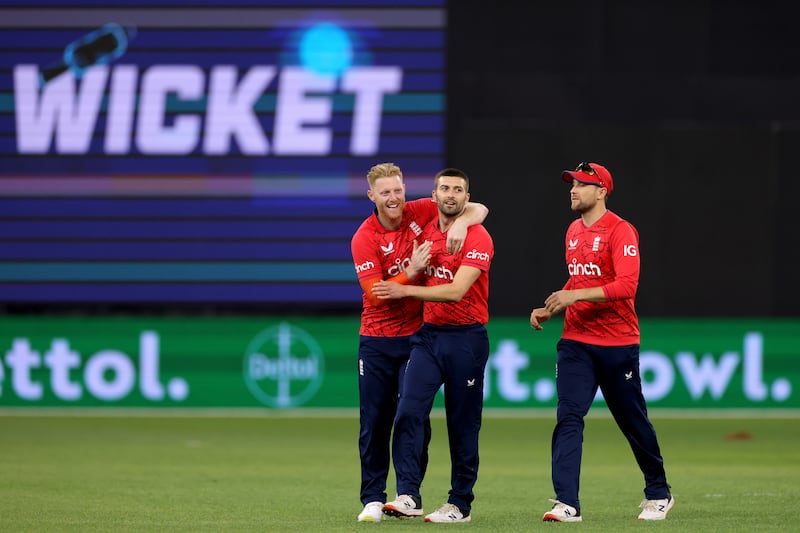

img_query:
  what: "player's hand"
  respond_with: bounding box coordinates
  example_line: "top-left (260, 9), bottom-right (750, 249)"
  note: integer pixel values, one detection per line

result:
top-left (544, 290), bottom-right (574, 315)
top-left (530, 307), bottom-right (551, 330)
top-left (372, 280), bottom-right (407, 299)
top-left (446, 220), bottom-right (467, 254)
top-left (407, 239), bottom-right (432, 278)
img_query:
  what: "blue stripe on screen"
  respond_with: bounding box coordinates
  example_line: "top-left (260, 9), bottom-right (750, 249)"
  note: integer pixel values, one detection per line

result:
top-left (0, 156), bottom-right (443, 174)
top-left (0, 0), bottom-right (444, 7)
top-left (136, 29), bottom-right (445, 48)
top-left (0, 198), bottom-right (374, 218)
top-left (0, 29), bottom-right (444, 50)
top-left (0, 220), bottom-right (361, 239)
top-left (0, 50), bottom-right (443, 68)
top-left (0, 282), bottom-right (363, 302)
top-left (0, 241), bottom-right (354, 261)
top-left (0, 262), bottom-right (358, 282)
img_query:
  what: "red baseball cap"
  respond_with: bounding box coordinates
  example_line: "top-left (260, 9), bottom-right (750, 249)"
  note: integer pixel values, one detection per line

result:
top-left (562, 162), bottom-right (614, 195)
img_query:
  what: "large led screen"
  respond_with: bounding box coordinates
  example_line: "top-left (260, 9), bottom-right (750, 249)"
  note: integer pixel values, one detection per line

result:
top-left (0, 1), bottom-right (446, 308)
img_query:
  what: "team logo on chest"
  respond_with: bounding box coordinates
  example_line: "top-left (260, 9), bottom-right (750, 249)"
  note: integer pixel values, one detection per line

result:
top-left (592, 236), bottom-right (601, 251)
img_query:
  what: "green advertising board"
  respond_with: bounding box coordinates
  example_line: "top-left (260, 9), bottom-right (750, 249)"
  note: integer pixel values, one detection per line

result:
top-left (0, 315), bottom-right (797, 409)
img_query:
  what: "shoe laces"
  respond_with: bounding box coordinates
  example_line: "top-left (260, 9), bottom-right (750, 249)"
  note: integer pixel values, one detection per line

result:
top-left (437, 503), bottom-right (462, 518)
top-left (639, 498), bottom-right (666, 511)
top-left (548, 498), bottom-right (568, 511)
top-left (397, 495), bottom-right (419, 509)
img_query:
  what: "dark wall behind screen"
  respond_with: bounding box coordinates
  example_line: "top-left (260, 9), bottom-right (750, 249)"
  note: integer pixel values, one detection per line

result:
top-left (448, 1), bottom-right (799, 317)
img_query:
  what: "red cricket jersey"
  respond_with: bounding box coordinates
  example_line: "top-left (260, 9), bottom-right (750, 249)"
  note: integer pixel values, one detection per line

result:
top-left (422, 222), bottom-right (493, 326)
top-left (351, 198), bottom-right (438, 336)
top-left (561, 210), bottom-right (641, 345)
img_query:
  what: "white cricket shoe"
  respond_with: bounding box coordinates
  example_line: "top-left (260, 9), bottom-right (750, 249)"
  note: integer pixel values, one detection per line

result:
top-left (424, 503), bottom-right (471, 523)
top-left (383, 494), bottom-right (423, 518)
top-left (542, 499), bottom-right (582, 522)
top-left (357, 501), bottom-right (385, 522)
top-left (638, 495), bottom-right (674, 520)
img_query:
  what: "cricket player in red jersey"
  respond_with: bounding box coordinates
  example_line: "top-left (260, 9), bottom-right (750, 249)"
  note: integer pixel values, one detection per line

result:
top-left (351, 163), bottom-right (488, 522)
top-left (373, 168), bottom-right (493, 523)
top-left (530, 162), bottom-right (673, 522)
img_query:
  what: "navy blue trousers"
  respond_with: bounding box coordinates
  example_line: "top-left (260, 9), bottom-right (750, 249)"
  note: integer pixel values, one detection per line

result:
top-left (552, 339), bottom-right (670, 510)
top-left (358, 335), bottom-right (431, 505)
top-left (392, 323), bottom-right (490, 514)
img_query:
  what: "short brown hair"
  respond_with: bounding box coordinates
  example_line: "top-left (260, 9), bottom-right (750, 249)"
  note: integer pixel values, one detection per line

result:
top-left (366, 162), bottom-right (403, 188)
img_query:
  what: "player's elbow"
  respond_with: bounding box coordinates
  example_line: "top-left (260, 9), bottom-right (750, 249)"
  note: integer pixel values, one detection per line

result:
top-left (441, 285), bottom-right (469, 302)
top-left (603, 280), bottom-right (637, 301)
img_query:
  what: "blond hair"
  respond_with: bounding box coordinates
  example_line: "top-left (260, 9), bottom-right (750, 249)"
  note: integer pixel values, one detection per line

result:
top-left (366, 162), bottom-right (403, 188)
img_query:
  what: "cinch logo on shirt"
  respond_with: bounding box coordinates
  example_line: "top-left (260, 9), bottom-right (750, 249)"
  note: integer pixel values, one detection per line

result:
top-left (387, 256), bottom-right (413, 277)
top-left (426, 264), bottom-right (454, 280)
top-left (568, 258), bottom-right (601, 276)
top-left (466, 248), bottom-right (490, 261)
top-left (355, 260), bottom-right (375, 273)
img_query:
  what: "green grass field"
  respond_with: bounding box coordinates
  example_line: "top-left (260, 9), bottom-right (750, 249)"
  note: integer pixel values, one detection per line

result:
top-left (1, 411), bottom-right (798, 532)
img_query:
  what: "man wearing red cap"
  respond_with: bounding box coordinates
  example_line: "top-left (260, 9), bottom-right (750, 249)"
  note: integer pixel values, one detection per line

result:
top-left (530, 162), bottom-right (674, 522)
